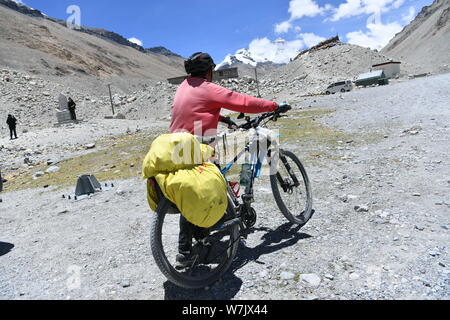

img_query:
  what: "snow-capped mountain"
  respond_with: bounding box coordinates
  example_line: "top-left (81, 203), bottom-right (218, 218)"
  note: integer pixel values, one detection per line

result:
top-left (216, 49), bottom-right (264, 70)
top-left (216, 49), bottom-right (284, 78)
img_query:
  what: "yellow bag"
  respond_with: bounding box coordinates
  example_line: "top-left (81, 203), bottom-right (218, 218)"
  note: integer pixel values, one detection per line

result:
top-left (142, 132), bottom-right (214, 178)
top-left (143, 133), bottom-right (227, 228)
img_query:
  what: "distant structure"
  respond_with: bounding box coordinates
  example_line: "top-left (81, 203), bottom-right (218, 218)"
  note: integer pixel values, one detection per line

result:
top-left (371, 61), bottom-right (401, 79)
top-left (294, 36), bottom-right (342, 60)
top-left (168, 67), bottom-right (239, 85)
top-left (167, 76), bottom-right (188, 85)
top-left (214, 67), bottom-right (239, 80)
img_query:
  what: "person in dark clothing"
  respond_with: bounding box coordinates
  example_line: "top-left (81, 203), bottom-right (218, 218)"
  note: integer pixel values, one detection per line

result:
top-left (68, 97), bottom-right (77, 121)
top-left (0, 169), bottom-right (3, 203)
top-left (6, 115), bottom-right (18, 140)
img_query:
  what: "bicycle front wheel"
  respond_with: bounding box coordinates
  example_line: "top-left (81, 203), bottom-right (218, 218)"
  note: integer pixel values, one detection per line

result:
top-left (150, 197), bottom-right (240, 289)
top-left (270, 149), bottom-right (313, 226)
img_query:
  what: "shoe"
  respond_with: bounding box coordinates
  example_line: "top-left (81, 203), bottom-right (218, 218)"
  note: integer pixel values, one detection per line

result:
top-left (175, 253), bottom-right (195, 270)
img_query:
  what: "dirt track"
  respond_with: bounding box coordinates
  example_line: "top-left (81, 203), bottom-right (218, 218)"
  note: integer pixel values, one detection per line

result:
top-left (1, 74), bottom-right (449, 300)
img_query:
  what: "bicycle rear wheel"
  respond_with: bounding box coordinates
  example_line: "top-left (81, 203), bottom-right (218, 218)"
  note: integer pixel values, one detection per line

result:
top-left (150, 197), bottom-right (240, 289)
top-left (270, 149), bottom-right (313, 226)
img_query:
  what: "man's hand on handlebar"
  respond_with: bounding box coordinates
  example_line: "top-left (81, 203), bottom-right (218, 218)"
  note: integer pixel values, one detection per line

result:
top-left (229, 104), bottom-right (293, 131)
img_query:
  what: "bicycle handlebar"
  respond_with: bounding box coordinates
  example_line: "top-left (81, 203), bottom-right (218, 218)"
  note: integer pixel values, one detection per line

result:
top-left (237, 104), bottom-right (292, 130)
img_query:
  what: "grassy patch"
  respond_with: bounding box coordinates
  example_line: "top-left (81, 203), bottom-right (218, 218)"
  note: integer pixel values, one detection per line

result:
top-left (273, 109), bottom-right (345, 143)
top-left (265, 109), bottom-right (349, 163)
top-left (264, 108), bottom-right (384, 164)
top-left (5, 132), bottom-right (157, 192)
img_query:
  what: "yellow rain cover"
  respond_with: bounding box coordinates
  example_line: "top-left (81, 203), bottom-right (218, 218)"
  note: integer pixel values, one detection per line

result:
top-left (142, 133), bottom-right (227, 228)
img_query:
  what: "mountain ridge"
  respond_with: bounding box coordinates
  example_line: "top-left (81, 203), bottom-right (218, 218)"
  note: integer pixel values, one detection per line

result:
top-left (0, 0), bottom-right (181, 58)
top-left (382, 0), bottom-right (450, 74)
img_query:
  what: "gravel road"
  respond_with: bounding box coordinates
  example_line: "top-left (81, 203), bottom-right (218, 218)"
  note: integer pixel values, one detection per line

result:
top-left (1, 74), bottom-right (449, 300)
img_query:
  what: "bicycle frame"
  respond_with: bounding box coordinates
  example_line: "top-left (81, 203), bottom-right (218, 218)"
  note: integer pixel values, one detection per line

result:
top-left (219, 127), bottom-right (278, 206)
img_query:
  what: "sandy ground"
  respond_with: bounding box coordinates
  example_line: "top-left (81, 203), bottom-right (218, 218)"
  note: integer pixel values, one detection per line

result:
top-left (0, 74), bottom-right (449, 300)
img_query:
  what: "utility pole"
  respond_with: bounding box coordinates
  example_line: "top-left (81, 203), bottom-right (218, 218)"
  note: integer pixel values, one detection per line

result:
top-left (254, 67), bottom-right (261, 98)
top-left (107, 84), bottom-right (115, 116)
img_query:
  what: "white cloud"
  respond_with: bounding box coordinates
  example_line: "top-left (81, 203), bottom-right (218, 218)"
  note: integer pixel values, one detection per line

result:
top-left (248, 38), bottom-right (303, 64)
top-left (275, 21), bottom-right (293, 34)
top-left (128, 37), bottom-right (143, 47)
top-left (275, 0), bottom-right (332, 34)
top-left (289, 0), bottom-right (326, 20)
top-left (402, 6), bottom-right (416, 23)
top-left (330, 0), bottom-right (403, 22)
top-left (346, 20), bottom-right (403, 50)
top-left (330, 0), bottom-right (364, 21)
top-left (393, 0), bottom-right (405, 9)
top-left (297, 33), bottom-right (327, 48)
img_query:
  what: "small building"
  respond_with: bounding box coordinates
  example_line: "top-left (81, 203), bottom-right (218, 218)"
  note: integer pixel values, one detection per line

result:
top-left (372, 61), bottom-right (401, 79)
top-left (355, 70), bottom-right (389, 87)
top-left (214, 67), bottom-right (239, 81)
top-left (167, 76), bottom-right (188, 85)
top-left (168, 67), bottom-right (239, 85)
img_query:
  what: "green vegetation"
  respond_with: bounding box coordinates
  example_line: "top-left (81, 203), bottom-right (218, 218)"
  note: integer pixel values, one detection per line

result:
top-left (6, 132), bottom-right (156, 192)
top-left (265, 108), bottom-right (384, 164)
top-left (5, 108), bottom-right (385, 191)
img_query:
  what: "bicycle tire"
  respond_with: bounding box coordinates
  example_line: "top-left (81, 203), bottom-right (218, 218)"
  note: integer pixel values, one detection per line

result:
top-left (150, 197), bottom-right (240, 289)
top-left (270, 150), bottom-right (313, 226)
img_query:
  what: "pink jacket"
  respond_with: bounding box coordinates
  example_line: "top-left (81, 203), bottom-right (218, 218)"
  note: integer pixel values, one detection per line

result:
top-left (169, 77), bottom-right (278, 136)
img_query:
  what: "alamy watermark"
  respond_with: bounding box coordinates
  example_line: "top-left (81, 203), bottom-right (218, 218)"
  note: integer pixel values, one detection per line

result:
top-left (66, 5), bottom-right (81, 30)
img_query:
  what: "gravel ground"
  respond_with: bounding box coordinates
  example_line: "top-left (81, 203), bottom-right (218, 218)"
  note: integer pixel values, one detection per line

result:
top-left (0, 118), bottom-right (167, 175)
top-left (0, 73), bottom-right (449, 300)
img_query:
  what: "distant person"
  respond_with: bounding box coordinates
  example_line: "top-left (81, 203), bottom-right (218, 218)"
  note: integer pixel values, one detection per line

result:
top-left (68, 97), bottom-right (77, 121)
top-left (0, 169), bottom-right (3, 203)
top-left (6, 115), bottom-right (18, 140)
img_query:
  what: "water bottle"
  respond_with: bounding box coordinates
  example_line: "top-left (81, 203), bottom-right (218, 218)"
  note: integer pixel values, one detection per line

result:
top-left (240, 164), bottom-right (253, 187)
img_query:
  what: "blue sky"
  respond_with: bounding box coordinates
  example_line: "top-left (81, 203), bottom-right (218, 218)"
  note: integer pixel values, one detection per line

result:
top-left (17, 0), bottom-right (434, 64)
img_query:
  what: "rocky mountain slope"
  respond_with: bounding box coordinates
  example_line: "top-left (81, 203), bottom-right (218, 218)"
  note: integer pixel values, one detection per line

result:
top-left (264, 43), bottom-right (416, 97)
top-left (382, 0), bottom-right (450, 74)
top-left (0, 1), bottom-right (184, 80)
top-left (145, 47), bottom-right (183, 58)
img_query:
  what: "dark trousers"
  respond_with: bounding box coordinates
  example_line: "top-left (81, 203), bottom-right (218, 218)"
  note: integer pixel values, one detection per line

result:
top-left (70, 109), bottom-right (77, 121)
top-left (178, 215), bottom-right (210, 255)
top-left (9, 127), bottom-right (17, 139)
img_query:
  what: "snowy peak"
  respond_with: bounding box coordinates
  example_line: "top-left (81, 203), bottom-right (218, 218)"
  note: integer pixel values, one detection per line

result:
top-left (215, 48), bottom-right (284, 78)
top-left (216, 49), bottom-right (267, 70)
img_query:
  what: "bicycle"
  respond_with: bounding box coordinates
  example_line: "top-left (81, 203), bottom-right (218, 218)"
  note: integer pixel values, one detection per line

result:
top-left (149, 105), bottom-right (314, 289)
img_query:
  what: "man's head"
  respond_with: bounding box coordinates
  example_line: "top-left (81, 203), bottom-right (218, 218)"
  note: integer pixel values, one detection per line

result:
top-left (185, 52), bottom-right (216, 81)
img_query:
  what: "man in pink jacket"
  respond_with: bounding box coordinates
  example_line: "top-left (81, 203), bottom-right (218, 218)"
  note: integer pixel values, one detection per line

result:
top-left (170, 52), bottom-right (278, 137)
top-left (169, 52), bottom-right (279, 268)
